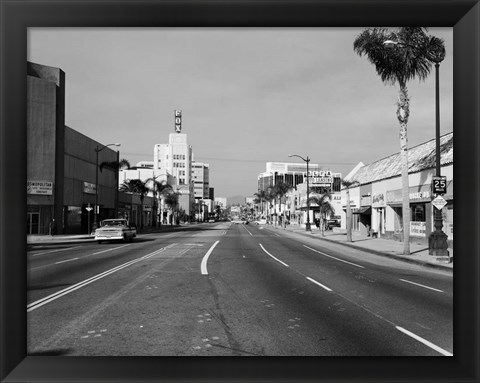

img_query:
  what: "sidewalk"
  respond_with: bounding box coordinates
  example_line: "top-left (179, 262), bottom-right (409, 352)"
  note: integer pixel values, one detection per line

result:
top-left (267, 223), bottom-right (453, 273)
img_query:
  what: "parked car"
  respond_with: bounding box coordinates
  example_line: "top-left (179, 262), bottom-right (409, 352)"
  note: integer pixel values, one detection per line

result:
top-left (255, 218), bottom-right (267, 225)
top-left (326, 219), bottom-right (341, 230)
top-left (95, 219), bottom-right (137, 243)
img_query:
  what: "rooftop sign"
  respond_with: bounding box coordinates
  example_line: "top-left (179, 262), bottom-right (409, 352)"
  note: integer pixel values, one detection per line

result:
top-left (175, 110), bottom-right (182, 133)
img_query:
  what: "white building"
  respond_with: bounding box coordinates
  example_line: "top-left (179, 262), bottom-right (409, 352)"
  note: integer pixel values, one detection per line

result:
top-left (192, 162), bottom-right (210, 199)
top-left (215, 197), bottom-right (227, 209)
top-left (153, 111), bottom-right (194, 216)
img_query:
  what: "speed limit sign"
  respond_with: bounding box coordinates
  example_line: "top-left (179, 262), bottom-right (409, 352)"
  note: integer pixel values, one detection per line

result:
top-left (432, 176), bottom-right (447, 194)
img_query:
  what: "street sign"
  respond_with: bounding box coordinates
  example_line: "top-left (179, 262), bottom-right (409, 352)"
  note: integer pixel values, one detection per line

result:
top-left (432, 195), bottom-right (447, 210)
top-left (432, 176), bottom-right (447, 194)
top-left (85, 207), bottom-right (93, 211)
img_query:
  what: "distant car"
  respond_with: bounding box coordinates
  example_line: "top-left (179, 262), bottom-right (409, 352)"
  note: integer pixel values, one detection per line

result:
top-left (95, 219), bottom-right (137, 243)
top-left (208, 219), bottom-right (215, 223)
top-left (255, 219), bottom-right (267, 225)
top-left (231, 218), bottom-right (248, 224)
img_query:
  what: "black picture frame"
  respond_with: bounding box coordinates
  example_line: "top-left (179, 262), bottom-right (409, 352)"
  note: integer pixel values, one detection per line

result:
top-left (1, 0), bottom-right (479, 382)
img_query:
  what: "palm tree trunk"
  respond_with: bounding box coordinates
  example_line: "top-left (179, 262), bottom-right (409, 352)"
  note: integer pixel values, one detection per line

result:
top-left (346, 188), bottom-right (352, 242)
top-left (140, 195), bottom-right (144, 229)
top-left (398, 85), bottom-right (411, 255)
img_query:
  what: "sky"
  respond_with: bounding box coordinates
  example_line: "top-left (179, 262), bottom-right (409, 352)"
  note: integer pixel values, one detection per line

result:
top-left (27, 28), bottom-right (453, 199)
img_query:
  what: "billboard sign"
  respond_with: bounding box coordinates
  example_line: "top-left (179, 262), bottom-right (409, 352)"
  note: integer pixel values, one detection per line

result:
top-left (83, 182), bottom-right (96, 195)
top-left (27, 180), bottom-right (53, 195)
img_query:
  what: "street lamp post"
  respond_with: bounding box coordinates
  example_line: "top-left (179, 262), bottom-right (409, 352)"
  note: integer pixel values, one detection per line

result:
top-left (95, 143), bottom-right (120, 228)
top-left (384, 38), bottom-right (449, 260)
top-left (427, 52), bottom-right (449, 260)
top-left (288, 154), bottom-right (311, 231)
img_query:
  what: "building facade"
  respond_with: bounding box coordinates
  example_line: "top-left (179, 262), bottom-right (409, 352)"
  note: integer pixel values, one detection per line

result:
top-left (153, 111), bottom-right (194, 216)
top-left (256, 162), bottom-right (342, 226)
top-left (258, 162), bottom-right (341, 193)
top-left (27, 62), bottom-right (123, 234)
top-left (341, 133), bottom-right (453, 247)
top-left (192, 162), bottom-right (210, 199)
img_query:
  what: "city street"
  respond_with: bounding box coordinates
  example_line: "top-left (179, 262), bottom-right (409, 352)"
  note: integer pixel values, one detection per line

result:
top-left (27, 222), bottom-right (453, 356)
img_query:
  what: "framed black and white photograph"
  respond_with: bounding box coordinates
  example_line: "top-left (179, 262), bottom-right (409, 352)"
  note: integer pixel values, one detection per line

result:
top-left (1, 0), bottom-right (479, 382)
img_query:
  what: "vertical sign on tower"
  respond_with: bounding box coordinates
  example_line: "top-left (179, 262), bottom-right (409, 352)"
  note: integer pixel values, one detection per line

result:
top-left (175, 110), bottom-right (182, 133)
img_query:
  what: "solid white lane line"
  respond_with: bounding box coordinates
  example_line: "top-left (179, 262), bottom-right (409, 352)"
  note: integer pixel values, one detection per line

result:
top-left (259, 244), bottom-right (289, 267)
top-left (243, 226), bottom-right (253, 236)
top-left (27, 247), bottom-right (168, 312)
top-left (201, 240), bottom-right (220, 275)
top-left (31, 246), bottom-right (81, 256)
top-left (396, 326), bottom-right (452, 356)
top-left (303, 245), bottom-right (365, 269)
top-left (306, 277), bottom-right (333, 292)
top-left (54, 258), bottom-right (79, 265)
top-left (399, 279), bottom-right (444, 293)
top-left (92, 244), bottom-right (130, 255)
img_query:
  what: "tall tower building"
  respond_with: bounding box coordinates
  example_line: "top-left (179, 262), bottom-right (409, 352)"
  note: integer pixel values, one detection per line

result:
top-left (153, 110), bottom-right (194, 215)
top-left (192, 162), bottom-right (210, 199)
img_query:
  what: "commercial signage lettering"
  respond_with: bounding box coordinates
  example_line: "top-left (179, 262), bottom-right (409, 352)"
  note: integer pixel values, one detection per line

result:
top-left (311, 177), bottom-right (333, 185)
top-left (175, 110), bottom-right (182, 133)
top-left (27, 180), bottom-right (53, 195)
top-left (410, 221), bottom-right (426, 237)
top-left (83, 182), bottom-right (96, 195)
top-left (304, 170), bottom-right (333, 178)
top-left (409, 190), bottom-right (431, 200)
top-left (387, 188), bottom-right (431, 204)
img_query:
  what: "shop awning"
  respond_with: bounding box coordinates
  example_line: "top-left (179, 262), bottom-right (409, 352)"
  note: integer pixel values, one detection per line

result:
top-left (353, 206), bottom-right (371, 214)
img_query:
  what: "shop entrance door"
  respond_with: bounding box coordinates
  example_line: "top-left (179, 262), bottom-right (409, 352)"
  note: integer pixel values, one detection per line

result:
top-left (27, 212), bottom-right (40, 234)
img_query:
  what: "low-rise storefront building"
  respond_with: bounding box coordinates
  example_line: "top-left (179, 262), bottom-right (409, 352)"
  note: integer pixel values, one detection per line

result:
top-left (341, 132), bottom-right (453, 247)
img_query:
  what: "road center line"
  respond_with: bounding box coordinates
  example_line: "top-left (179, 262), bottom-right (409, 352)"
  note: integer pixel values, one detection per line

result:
top-left (399, 279), bottom-right (444, 293)
top-left (396, 326), bottom-right (452, 356)
top-left (201, 240), bottom-right (220, 275)
top-left (259, 244), bottom-right (289, 267)
top-left (27, 247), bottom-right (168, 312)
top-left (306, 276), bottom-right (333, 292)
top-left (54, 257), bottom-right (79, 265)
top-left (303, 245), bottom-right (365, 269)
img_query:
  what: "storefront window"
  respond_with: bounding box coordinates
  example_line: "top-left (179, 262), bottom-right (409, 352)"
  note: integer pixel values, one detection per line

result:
top-left (411, 203), bottom-right (426, 222)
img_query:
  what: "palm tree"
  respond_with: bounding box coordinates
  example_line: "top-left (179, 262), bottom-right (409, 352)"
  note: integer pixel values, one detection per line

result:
top-left (146, 178), bottom-right (172, 226)
top-left (254, 189), bottom-right (268, 218)
top-left (265, 186), bottom-right (276, 224)
top-left (273, 181), bottom-right (293, 227)
top-left (163, 192), bottom-right (179, 225)
top-left (119, 179), bottom-right (150, 229)
top-left (99, 158), bottom-right (131, 172)
top-left (308, 192), bottom-right (335, 236)
top-left (341, 179), bottom-right (359, 242)
top-left (354, 27), bottom-right (443, 255)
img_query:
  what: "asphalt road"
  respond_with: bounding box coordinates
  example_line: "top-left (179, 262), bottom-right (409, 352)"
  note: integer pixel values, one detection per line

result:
top-left (27, 222), bottom-right (453, 356)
